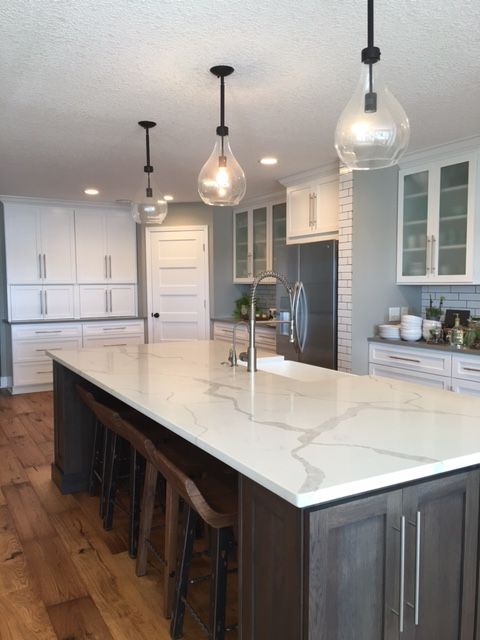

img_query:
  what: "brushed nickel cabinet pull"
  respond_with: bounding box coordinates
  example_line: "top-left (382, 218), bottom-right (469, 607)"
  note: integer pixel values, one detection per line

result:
top-left (388, 355), bottom-right (421, 363)
top-left (44, 290), bottom-right (48, 315)
top-left (109, 255), bottom-right (112, 279)
top-left (463, 366), bottom-right (480, 373)
top-left (105, 255), bottom-right (108, 279)
top-left (106, 343), bottom-right (127, 347)
top-left (399, 515), bottom-right (406, 633)
top-left (36, 371), bottom-right (51, 374)
top-left (35, 330), bottom-right (62, 334)
top-left (102, 326), bottom-right (127, 331)
top-left (105, 290), bottom-right (108, 313)
top-left (39, 290), bottom-right (44, 315)
top-left (414, 510), bottom-right (421, 625)
top-left (109, 289), bottom-right (113, 313)
top-left (39, 254), bottom-right (43, 278)
top-left (43, 254), bottom-right (47, 279)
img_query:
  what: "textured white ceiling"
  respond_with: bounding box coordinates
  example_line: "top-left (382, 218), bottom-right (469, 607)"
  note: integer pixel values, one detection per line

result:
top-left (0, 0), bottom-right (479, 203)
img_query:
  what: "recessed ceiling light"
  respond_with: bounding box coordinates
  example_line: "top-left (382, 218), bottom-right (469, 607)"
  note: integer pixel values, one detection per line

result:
top-left (163, 195), bottom-right (174, 201)
top-left (157, 199), bottom-right (166, 204)
top-left (84, 188), bottom-right (99, 195)
top-left (260, 157), bottom-right (278, 165)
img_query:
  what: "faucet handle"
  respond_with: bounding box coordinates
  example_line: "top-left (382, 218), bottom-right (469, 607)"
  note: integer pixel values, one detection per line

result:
top-left (228, 347), bottom-right (237, 367)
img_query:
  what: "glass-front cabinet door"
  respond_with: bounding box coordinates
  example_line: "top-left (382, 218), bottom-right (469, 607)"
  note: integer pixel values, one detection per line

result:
top-left (400, 170), bottom-right (429, 278)
top-left (234, 210), bottom-right (251, 282)
top-left (397, 153), bottom-right (476, 284)
top-left (233, 200), bottom-right (286, 283)
top-left (272, 202), bottom-right (287, 273)
top-left (252, 207), bottom-right (267, 277)
top-left (436, 161), bottom-right (469, 278)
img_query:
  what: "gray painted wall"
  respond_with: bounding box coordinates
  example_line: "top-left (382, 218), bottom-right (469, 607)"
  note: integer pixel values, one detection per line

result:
top-left (351, 167), bottom-right (422, 374)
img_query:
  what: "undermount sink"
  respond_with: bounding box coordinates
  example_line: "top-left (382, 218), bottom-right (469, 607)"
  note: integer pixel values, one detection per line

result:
top-left (256, 358), bottom-right (337, 382)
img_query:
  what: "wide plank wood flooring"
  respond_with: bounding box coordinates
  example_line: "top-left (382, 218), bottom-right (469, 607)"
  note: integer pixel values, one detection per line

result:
top-left (0, 391), bottom-right (237, 640)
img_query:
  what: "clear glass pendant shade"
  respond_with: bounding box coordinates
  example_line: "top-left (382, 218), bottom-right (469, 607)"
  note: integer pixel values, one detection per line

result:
top-left (335, 62), bottom-right (410, 170)
top-left (131, 196), bottom-right (168, 225)
top-left (198, 135), bottom-right (246, 206)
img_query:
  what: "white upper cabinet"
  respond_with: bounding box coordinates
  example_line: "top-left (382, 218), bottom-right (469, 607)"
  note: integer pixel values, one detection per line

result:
top-left (397, 149), bottom-right (479, 284)
top-left (75, 208), bottom-right (137, 284)
top-left (233, 198), bottom-right (286, 283)
top-left (282, 167), bottom-right (339, 245)
top-left (4, 204), bottom-right (76, 283)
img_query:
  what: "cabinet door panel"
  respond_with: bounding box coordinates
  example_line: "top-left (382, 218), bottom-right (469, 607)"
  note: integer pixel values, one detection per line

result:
top-left (109, 285), bottom-right (137, 317)
top-left (252, 206), bottom-right (267, 276)
top-left (400, 171), bottom-right (429, 279)
top-left (287, 184), bottom-right (313, 240)
top-left (234, 210), bottom-right (250, 281)
top-left (308, 491), bottom-right (403, 640)
top-left (78, 285), bottom-right (109, 318)
top-left (403, 472), bottom-right (479, 640)
top-left (314, 177), bottom-right (339, 236)
top-left (43, 286), bottom-right (75, 319)
top-left (272, 202), bottom-right (286, 273)
top-left (5, 206), bottom-right (41, 283)
top-left (75, 211), bottom-right (108, 283)
top-left (39, 207), bottom-right (76, 282)
top-left (106, 211), bottom-right (137, 283)
top-left (10, 285), bottom-right (43, 321)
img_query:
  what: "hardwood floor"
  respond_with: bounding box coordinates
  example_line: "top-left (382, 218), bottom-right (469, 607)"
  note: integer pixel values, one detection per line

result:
top-left (0, 392), bottom-right (238, 640)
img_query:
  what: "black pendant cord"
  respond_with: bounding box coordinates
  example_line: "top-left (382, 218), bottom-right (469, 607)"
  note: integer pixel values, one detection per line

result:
top-left (145, 128), bottom-right (152, 195)
top-left (361, 0), bottom-right (380, 113)
top-left (219, 76), bottom-right (225, 156)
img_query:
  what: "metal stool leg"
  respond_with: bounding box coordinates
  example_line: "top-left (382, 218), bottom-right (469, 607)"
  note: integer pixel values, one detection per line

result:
top-left (99, 426), bottom-right (111, 519)
top-left (164, 484), bottom-right (180, 619)
top-left (170, 505), bottom-right (198, 640)
top-left (209, 527), bottom-right (229, 640)
top-left (88, 419), bottom-right (103, 496)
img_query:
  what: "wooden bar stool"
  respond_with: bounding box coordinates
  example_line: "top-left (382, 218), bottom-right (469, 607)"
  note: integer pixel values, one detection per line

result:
top-left (139, 438), bottom-right (237, 640)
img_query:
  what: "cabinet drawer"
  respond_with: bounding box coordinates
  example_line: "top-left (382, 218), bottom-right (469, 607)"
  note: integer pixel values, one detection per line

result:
top-left (13, 337), bottom-right (82, 363)
top-left (369, 363), bottom-right (451, 390)
top-left (13, 361), bottom-right (53, 386)
top-left (82, 320), bottom-right (144, 337)
top-left (213, 323), bottom-right (234, 341)
top-left (452, 354), bottom-right (480, 382)
top-left (11, 323), bottom-right (82, 340)
top-left (368, 343), bottom-right (451, 376)
top-left (83, 334), bottom-right (144, 349)
top-left (451, 377), bottom-right (480, 396)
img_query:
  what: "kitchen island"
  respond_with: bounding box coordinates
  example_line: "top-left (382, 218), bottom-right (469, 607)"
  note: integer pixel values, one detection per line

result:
top-left (50, 340), bottom-right (480, 639)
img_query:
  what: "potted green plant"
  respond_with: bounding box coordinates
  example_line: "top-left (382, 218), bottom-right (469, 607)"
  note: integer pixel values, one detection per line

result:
top-left (233, 294), bottom-right (252, 320)
top-left (425, 295), bottom-right (445, 321)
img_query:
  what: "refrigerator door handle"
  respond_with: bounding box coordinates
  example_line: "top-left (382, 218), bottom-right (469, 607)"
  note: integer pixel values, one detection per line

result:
top-left (293, 281), bottom-right (308, 353)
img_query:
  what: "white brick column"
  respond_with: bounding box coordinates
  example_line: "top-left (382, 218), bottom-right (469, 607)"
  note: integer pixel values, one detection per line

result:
top-left (337, 165), bottom-right (353, 372)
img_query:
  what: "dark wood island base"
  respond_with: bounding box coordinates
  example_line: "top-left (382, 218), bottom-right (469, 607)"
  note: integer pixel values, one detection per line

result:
top-left (52, 360), bottom-right (480, 640)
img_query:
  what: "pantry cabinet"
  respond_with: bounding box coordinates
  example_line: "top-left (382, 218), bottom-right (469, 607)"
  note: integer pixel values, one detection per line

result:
top-left (233, 198), bottom-right (286, 283)
top-left (284, 171), bottom-right (338, 244)
top-left (10, 285), bottom-right (75, 321)
top-left (78, 284), bottom-right (137, 318)
top-left (4, 204), bottom-right (76, 284)
top-left (75, 208), bottom-right (137, 283)
top-left (397, 151), bottom-right (479, 284)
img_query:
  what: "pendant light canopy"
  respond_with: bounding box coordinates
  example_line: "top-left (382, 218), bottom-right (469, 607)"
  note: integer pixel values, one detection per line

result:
top-left (335, 0), bottom-right (410, 170)
top-left (132, 121), bottom-right (168, 224)
top-left (198, 65), bottom-right (246, 206)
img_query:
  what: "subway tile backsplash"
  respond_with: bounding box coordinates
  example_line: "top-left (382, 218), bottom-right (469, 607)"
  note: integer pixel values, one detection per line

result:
top-left (421, 286), bottom-right (480, 317)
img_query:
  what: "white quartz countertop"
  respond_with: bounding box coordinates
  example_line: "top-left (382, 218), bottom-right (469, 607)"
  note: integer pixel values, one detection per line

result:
top-left (49, 340), bottom-right (480, 508)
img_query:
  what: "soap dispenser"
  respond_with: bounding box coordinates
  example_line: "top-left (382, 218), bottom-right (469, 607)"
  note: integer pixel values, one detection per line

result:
top-left (451, 313), bottom-right (464, 349)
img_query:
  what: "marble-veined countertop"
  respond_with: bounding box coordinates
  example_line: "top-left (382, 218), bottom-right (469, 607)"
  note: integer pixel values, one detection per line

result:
top-left (49, 340), bottom-right (480, 508)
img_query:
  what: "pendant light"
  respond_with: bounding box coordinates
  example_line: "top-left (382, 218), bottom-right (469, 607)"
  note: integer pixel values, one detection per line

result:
top-left (335, 0), bottom-right (410, 170)
top-left (132, 121), bottom-right (168, 224)
top-left (198, 65), bottom-right (246, 206)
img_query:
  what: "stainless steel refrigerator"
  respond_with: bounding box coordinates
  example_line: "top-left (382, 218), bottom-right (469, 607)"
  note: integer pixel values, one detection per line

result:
top-left (275, 240), bottom-right (337, 369)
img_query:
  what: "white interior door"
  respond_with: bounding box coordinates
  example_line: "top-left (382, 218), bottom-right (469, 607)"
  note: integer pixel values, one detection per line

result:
top-left (147, 227), bottom-right (209, 342)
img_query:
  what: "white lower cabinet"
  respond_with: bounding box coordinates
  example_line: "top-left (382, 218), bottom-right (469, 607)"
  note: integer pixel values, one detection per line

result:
top-left (10, 285), bottom-right (75, 321)
top-left (79, 285), bottom-right (137, 318)
top-left (369, 342), bottom-right (480, 396)
top-left (213, 321), bottom-right (276, 353)
top-left (10, 319), bottom-right (145, 394)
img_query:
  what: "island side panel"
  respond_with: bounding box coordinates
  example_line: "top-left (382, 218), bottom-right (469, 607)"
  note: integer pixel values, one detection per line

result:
top-left (239, 475), bottom-right (305, 640)
top-left (52, 361), bottom-right (96, 493)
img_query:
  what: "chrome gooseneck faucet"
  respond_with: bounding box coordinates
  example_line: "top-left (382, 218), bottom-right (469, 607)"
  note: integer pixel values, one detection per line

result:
top-left (247, 270), bottom-right (296, 372)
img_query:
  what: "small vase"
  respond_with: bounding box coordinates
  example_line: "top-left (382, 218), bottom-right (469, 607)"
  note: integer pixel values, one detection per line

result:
top-left (423, 319), bottom-right (442, 342)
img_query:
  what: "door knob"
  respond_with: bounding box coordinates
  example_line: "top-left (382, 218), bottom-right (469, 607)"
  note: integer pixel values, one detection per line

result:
top-left (152, 312), bottom-right (160, 318)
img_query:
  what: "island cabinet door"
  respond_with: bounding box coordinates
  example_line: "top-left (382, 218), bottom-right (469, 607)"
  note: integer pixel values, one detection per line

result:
top-left (402, 471), bottom-right (479, 640)
top-left (307, 490), bottom-right (403, 640)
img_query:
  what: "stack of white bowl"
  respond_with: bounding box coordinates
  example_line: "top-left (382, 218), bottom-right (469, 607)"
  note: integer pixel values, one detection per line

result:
top-left (378, 323), bottom-right (401, 340)
top-left (400, 315), bottom-right (422, 341)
